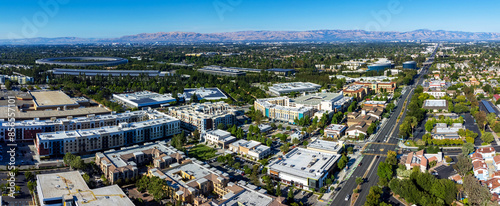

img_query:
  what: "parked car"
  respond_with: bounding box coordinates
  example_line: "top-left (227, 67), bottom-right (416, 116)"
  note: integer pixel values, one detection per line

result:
top-left (345, 194), bottom-right (350, 201)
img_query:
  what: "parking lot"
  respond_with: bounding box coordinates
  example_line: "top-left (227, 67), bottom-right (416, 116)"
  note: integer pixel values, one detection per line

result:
top-left (0, 142), bottom-right (35, 166)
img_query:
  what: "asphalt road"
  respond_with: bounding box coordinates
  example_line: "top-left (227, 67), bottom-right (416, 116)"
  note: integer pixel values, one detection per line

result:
top-left (330, 45), bottom-right (439, 206)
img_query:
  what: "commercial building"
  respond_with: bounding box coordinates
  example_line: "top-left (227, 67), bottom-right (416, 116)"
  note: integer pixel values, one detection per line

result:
top-left (266, 68), bottom-right (296, 76)
top-left (422, 99), bottom-right (449, 111)
top-left (0, 110), bottom-right (151, 141)
top-left (431, 123), bottom-right (464, 139)
top-left (51, 68), bottom-right (168, 77)
top-left (403, 61), bottom-right (417, 69)
top-left (36, 57), bottom-right (128, 67)
top-left (268, 82), bottom-right (321, 96)
top-left (113, 91), bottom-right (181, 108)
top-left (96, 142), bottom-right (185, 184)
top-left (35, 113), bottom-right (181, 157)
top-left (424, 91), bottom-right (447, 98)
top-left (36, 171), bottom-right (134, 206)
top-left (229, 139), bottom-right (271, 160)
top-left (343, 85), bottom-right (367, 101)
top-left (307, 139), bottom-right (344, 155)
top-left (323, 124), bottom-right (347, 138)
top-left (254, 97), bottom-right (314, 124)
top-left (291, 92), bottom-right (345, 112)
top-left (267, 148), bottom-right (340, 190)
top-left (352, 81), bottom-right (397, 93)
top-left (183, 87), bottom-right (228, 102)
top-left (346, 122), bottom-right (369, 137)
top-left (218, 185), bottom-right (286, 206)
top-left (198, 66), bottom-right (246, 77)
top-left (30, 91), bottom-right (81, 110)
top-left (168, 102), bottom-right (236, 131)
top-left (204, 129), bottom-right (237, 149)
top-left (0, 74), bottom-right (33, 84)
top-left (367, 61), bottom-right (394, 72)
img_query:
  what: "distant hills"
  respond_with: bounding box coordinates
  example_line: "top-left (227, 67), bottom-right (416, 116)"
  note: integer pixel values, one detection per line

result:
top-left (3, 29), bottom-right (500, 44)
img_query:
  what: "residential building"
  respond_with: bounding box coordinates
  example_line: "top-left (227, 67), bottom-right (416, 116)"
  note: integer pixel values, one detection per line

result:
top-left (217, 185), bottom-right (286, 206)
top-left (352, 81), bottom-right (397, 94)
top-left (254, 97), bottom-right (314, 124)
top-left (168, 102), bottom-right (236, 131)
top-left (267, 148), bottom-right (340, 190)
top-left (404, 150), bottom-right (443, 172)
top-left (291, 92), bottom-right (346, 112)
top-left (477, 147), bottom-right (496, 161)
top-left (346, 122), bottom-right (369, 137)
top-left (229, 139), bottom-right (271, 160)
top-left (343, 85), bottom-right (367, 101)
top-left (36, 171), bottom-right (134, 206)
top-left (95, 142), bottom-right (184, 184)
top-left (204, 129), bottom-right (237, 148)
top-left (323, 124), bottom-right (347, 138)
top-left (35, 113), bottom-right (181, 157)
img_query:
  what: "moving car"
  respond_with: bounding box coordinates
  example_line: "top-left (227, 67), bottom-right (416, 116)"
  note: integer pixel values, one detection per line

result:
top-left (345, 194), bottom-right (351, 201)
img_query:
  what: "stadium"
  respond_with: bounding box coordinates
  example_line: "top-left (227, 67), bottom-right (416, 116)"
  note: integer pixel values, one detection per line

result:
top-left (35, 57), bottom-right (128, 66)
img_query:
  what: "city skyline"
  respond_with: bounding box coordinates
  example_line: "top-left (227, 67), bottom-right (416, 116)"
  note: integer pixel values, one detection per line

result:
top-left (1, 0), bottom-right (500, 39)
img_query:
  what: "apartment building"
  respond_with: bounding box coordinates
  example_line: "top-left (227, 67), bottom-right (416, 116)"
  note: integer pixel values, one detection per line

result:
top-left (229, 139), bottom-right (272, 160)
top-left (95, 142), bottom-right (185, 184)
top-left (254, 97), bottom-right (314, 124)
top-left (35, 115), bottom-right (181, 157)
top-left (168, 102), bottom-right (236, 131)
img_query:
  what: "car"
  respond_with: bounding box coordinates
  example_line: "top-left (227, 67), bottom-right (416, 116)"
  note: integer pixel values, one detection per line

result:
top-left (358, 163), bottom-right (362, 166)
top-left (345, 194), bottom-right (350, 201)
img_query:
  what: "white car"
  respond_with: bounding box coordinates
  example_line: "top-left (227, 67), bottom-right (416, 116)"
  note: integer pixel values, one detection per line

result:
top-left (345, 194), bottom-right (351, 201)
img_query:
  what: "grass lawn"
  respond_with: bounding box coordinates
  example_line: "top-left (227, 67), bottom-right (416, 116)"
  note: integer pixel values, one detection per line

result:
top-left (189, 144), bottom-right (217, 161)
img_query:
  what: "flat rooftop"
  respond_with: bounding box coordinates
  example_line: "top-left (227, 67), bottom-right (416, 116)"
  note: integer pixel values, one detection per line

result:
top-left (31, 91), bottom-right (79, 107)
top-left (423, 99), bottom-right (447, 107)
top-left (324, 124), bottom-right (347, 131)
top-left (183, 87), bottom-right (228, 100)
top-left (293, 93), bottom-right (343, 105)
top-left (222, 188), bottom-right (274, 206)
top-left (269, 82), bottom-right (321, 93)
top-left (0, 106), bottom-right (111, 120)
top-left (268, 148), bottom-right (340, 179)
top-left (37, 171), bottom-right (133, 206)
top-left (97, 142), bottom-right (181, 168)
top-left (307, 139), bottom-right (344, 153)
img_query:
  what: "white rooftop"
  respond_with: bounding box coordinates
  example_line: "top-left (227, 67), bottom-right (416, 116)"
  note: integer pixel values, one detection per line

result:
top-left (268, 148), bottom-right (340, 179)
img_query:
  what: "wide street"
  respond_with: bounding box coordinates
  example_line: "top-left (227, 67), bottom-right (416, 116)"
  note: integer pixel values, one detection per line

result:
top-left (330, 45), bottom-right (438, 206)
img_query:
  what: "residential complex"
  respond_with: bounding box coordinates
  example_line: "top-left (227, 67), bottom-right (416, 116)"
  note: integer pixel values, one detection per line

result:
top-left (267, 147), bottom-right (340, 190)
top-left (35, 111), bottom-right (181, 157)
top-left (254, 97), bottom-right (314, 124)
top-left (268, 82), bottom-right (322, 96)
top-left (96, 142), bottom-right (185, 184)
top-left (0, 109), bottom-right (151, 141)
top-left (36, 171), bottom-right (134, 206)
top-left (168, 101), bottom-right (236, 131)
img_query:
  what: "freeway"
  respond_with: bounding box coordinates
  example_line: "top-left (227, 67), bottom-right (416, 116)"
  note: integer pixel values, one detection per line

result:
top-left (330, 44), bottom-right (439, 206)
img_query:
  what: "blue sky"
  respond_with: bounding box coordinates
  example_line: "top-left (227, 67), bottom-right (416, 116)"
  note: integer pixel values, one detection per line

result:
top-left (1, 0), bottom-right (499, 39)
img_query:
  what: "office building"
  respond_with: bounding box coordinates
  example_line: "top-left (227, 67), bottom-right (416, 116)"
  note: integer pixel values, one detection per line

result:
top-left (266, 68), bottom-right (296, 76)
top-left (36, 171), bottom-right (134, 206)
top-left (431, 123), bottom-right (464, 139)
top-left (323, 124), bottom-right (347, 138)
top-left (229, 139), bottom-right (271, 160)
top-left (198, 66), bottom-right (246, 77)
top-left (307, 139), bottom-right (344, 155)
top-left (422, 99), bottom-right (449, 111)
top-left (291, 92), bottom-right (346, 112)
top-left (268, 82), bottom-right (321, 96)
top-left (267, 148), bottom-right (340, 190)
top-left (403, 61), bottom-right (417, 69)
top-left (183, 87), bottom-right (228, 102)
top-left (51, 68), bottom-right (168, 77)
top-left (367, 60), bottom-right (394, 72)
top-left (113, 91), bottom-right (181, 108)
top-left (168, 102), bottom-right (236, 131)
top-left (30, 91), bottom-right (81, 110)
top-left (204, 129), bottom-right (237, 149)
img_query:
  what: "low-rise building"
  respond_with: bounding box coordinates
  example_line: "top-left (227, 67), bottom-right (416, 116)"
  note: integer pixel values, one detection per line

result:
top-left (183, 87), bottom-right (228, 102)
top-left (424, 91), bottom-right (447, 98)
top-left (323, 124), bottom-right (347, 138)
top-left (198, 65), bottom-right (246, 77)
top-left (267, 148), bottom-right (340, 190)
top-left (168, 102), bottom-right (236, 131)
top-left (96, 142), bottom-right (184, 184)
top-left (254, 97), bottom-right (314, 124)
top-left (431, 123), bottom-right (463, 139)
top-left (36, 171), bottom-right (134, 206)
top-left (268, 82), bottom-right (321, 96)
top-left (204, 129), bottom-right (237, 148)
top-left (113, 91), bottom-right (181, 108)
top-left (346, 122), bottom-right (369, 137)
top-left (229, 139), bottom-right (271, 160)
top-left (307, 139), bottom-right (344, 155)
top-left (422, 99), bottom-right (448, 112)
top-left (404, 150), bottom-right (443, 172)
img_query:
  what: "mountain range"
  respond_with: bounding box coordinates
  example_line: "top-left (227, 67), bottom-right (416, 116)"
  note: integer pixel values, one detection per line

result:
top-left (3, 29), bottom-right (500, 44)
